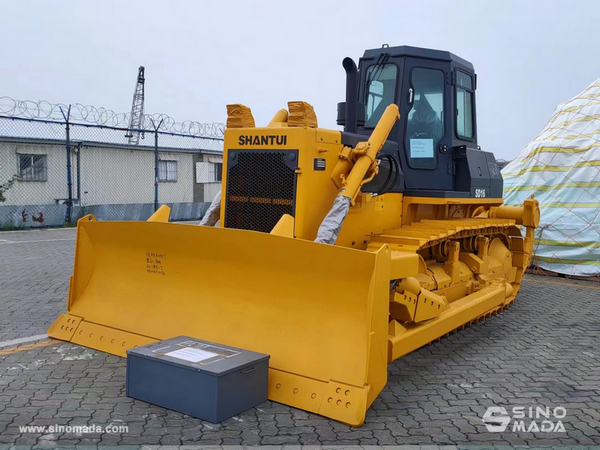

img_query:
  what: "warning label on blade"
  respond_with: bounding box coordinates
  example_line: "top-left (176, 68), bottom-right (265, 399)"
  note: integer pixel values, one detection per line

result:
top-left (146, 251), bottom-right (166, 276)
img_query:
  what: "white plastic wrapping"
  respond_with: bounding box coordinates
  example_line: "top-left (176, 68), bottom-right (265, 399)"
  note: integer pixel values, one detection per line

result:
top-left (502, 78), bottom-right (600, 276)
top-left (315, 195), bottom-right (351, 245)
top-left (199, 190), bottom-right (221, 227)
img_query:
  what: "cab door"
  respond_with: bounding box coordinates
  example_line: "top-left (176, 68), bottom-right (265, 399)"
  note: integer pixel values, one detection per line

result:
top-left (399, 58), bottom-right (453, 192)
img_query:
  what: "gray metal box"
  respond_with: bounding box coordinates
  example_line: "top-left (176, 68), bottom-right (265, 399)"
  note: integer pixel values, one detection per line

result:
top-left (126, 336), bottom-right (269, 423)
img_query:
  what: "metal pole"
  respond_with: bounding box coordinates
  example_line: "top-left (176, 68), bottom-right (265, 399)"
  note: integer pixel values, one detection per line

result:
top-left (76, 142), bottom-right (81, 203)
top-left (154, 129), bottom-right (159, 211)
top-left (61, 105), bottom-right (73, 223)
top-left (150, 119), bottom-right (165, 212)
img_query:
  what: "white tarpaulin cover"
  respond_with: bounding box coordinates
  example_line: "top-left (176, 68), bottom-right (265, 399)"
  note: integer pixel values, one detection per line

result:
top-left (503, 78), bottom-right (600, 276)
top-left (199, 190), bottom-right (221, 227)
top-left (315, 195), bottom-right (351, 245)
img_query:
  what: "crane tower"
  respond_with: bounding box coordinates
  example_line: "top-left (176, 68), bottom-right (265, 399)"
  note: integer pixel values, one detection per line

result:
top-left (125, 66), bottom-right (145, 144)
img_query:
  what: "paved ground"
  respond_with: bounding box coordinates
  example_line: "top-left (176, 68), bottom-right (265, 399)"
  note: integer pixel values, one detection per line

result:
top-left (1, 227), bottom-right (599, 446)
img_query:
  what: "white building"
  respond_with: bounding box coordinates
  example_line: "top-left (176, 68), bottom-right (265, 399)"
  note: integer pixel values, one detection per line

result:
top-left (0, 136), bottom-right (222, 226)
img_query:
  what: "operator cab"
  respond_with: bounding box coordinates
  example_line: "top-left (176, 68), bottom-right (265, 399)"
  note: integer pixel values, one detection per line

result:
top-left (338, 45), bottom-right (502, 199)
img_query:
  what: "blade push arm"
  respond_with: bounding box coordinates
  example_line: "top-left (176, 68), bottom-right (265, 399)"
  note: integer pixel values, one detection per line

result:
top-left (333, 104), bottom-right (400, 204)
top-left (315, 104), bottom-right (400, 245)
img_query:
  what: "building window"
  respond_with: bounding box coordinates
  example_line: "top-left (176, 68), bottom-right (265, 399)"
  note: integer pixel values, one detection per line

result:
top-left (158, 160), bottom-right (177, 182)
top-left (456, 71), bottom-right (474, 139)
top-left (18, 154), bottom-right (47, 181)
top-left (213, 163), bottom-right (223, 182)
top-left (196, 161), bottom-right (223, 183)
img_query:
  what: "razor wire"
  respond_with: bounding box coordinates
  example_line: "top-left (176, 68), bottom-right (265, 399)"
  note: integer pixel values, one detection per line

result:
top-left (0, 97), bottom-right (224, 229)
top-left (0, 96), bottom-right (225, 138)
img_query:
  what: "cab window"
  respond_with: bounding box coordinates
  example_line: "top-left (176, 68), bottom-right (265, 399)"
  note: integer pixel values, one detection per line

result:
top-left (405, 68), bottom-right (445, 169)
top-left (456, 71), bottom-right (474, 139)
top-left (364, 64), bottom-right (397, 128)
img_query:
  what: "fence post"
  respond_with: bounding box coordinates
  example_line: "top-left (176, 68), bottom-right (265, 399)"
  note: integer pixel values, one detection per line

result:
top-left (60, 105), bottom-right (73, 223)
top-left (150, 118), bottom-right (165, 212)
top-left (154, 129), bottom-right (159, 211)
top-left (76, 142), bottom-right (82, 203)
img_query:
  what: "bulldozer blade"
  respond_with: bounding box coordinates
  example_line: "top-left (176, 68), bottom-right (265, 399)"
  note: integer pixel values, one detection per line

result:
top-left (48, 216), bottom-right (391, 426)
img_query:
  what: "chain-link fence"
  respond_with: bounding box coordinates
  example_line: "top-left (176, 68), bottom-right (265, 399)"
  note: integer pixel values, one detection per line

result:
top-left (0, 113), bottom-right (224, 229)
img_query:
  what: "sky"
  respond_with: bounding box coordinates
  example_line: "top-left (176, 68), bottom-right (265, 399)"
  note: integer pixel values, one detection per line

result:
top-left (1, 0), bottom-right (599, 159)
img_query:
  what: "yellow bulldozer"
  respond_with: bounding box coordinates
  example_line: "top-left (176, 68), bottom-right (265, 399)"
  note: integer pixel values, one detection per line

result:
top-left (49, 45), bottom-right (539, 426)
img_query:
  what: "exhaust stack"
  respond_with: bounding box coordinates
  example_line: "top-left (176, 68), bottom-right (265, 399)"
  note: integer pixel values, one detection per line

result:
top-left (342, 57), bottom-right (358, 133)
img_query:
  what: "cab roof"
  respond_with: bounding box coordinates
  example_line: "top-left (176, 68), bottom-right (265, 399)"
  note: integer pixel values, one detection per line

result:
top-left (362, 45), bottom-right (474, 71)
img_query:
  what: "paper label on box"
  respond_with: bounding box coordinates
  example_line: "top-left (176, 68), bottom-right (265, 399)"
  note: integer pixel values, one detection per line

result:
top-left (165, 347), bottom-right (219, 363)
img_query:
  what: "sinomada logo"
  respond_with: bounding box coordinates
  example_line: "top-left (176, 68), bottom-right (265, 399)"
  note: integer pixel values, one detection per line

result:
top-left (482, 406), bottom-right (511, 432)
top-left (482, 405), bottom-right (567, 433)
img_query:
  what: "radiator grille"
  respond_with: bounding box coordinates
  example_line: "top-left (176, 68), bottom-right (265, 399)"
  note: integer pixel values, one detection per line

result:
top-left (224, 151), bottom-right (297, 233)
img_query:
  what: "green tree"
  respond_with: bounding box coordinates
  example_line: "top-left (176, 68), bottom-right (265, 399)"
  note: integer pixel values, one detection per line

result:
top-left (0, 177), bottom-right (15, 203)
